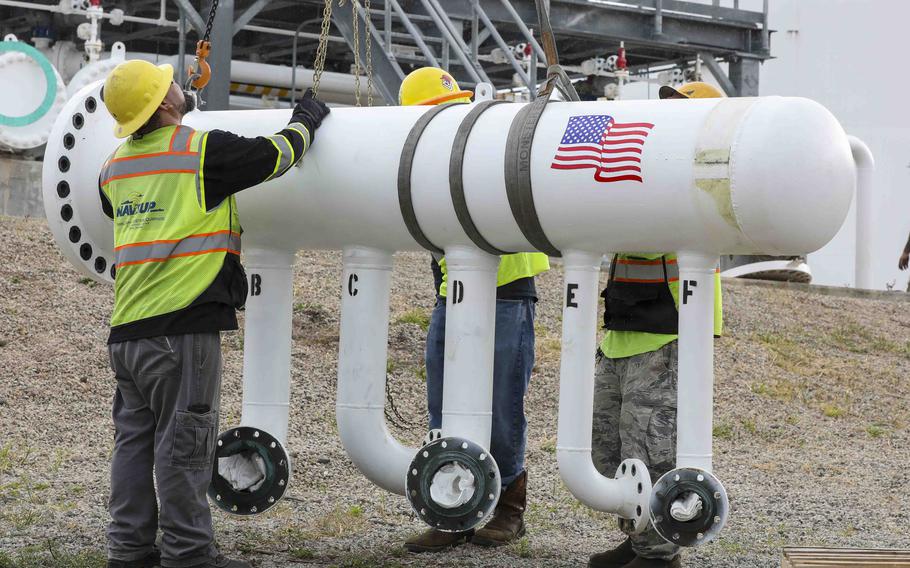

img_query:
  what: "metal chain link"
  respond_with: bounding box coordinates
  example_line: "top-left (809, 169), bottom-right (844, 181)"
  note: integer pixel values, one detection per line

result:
top-left (350, 0), bottom-right (361, 106)
top-left (312, 0), bottom-right (335, 96)
top-left (201, 0), bottom-right (220, 44)
top-left (364, 0), bottom-right (373, 106)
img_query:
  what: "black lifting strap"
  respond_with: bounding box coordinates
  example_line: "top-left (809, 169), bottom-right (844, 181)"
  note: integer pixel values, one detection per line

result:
top-left (504, 0), bottom-right (579, 258)
top-left (449, 100), bottom-right (511, 256)
top-left (398, 103), bottom-right (461, 254)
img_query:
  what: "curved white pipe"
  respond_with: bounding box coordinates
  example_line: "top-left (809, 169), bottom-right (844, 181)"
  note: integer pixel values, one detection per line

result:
top-left (555, 251), bottom-right (641, 516)
top-left (849, 136), bottom-right (875, 290)
top-left (336, 246), bottom-right (417, 494)
top-left (675, 252), bottom-right (719, 472)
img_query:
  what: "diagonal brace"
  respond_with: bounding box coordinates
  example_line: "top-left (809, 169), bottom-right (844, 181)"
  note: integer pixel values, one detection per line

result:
top-left (233, 0), bottom-right (273, 35)
top-left (171, 0), bottom-right (207, 36)
top-left (698, 52), bottom-right (737, 96)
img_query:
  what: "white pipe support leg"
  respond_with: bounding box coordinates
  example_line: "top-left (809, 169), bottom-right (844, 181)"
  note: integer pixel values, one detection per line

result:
top-left (649, 252), bottom-right (729, 547)
top-left (210, 248), bottom-right (294, 516)
top-left (555, 251), bottom-right (652, 534)
top-left (849, 136), bottom-right (875, 290)
top-left (439, 245), bottom-right (499, 447)
top-left (335, 246), bottom-right (417, 495)
top-left (406, 246), bottom-right (503, 532)
top-left (675, 252), bottom-right (718, 472)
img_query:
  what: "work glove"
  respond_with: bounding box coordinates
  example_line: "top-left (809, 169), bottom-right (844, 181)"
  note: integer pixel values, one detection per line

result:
top-left (292, 88), bottom-right (330, 142)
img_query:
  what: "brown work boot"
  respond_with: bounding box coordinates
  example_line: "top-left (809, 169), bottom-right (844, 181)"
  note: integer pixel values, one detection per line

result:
top-left (588, 539), bottom-right (636, 568)
top-left (621, 555), bottom-right (681, 568)
top-left (404, 528), bottom-right (473, 553)
top-left (471, 470), bottom-right (527, 547)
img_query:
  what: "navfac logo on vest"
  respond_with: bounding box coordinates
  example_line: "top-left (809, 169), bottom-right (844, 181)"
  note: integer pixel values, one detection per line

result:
top-left (117, 192), bottom-right (164, 217)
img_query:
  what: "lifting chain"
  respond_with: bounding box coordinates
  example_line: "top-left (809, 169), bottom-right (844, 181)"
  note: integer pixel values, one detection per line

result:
top-left (385, 369), bottom-right (422, 430)
top-left (364, 0), bottom-right (373, 106)
top-left (312, 0), bottom-right (335, 96)
top-left (312, 0), bottom-right (374, 106)
top-left (186, 0), bottom-right (220, 91)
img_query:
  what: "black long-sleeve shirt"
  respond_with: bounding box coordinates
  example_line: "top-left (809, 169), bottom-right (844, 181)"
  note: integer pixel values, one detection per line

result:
top-left (100, 116), bottom-right (311, 344)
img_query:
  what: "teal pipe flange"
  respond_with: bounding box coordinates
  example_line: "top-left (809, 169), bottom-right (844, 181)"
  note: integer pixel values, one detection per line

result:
top-left (0, 40), bottom-right (58, 127)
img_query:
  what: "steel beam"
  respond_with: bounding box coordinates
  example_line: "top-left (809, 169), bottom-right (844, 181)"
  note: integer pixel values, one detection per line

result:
top-left (171, 0), bottom-right (207, 35)
top-left (437, 0), bottom-right (769, 57)
top-left (331, 0), bottom-right (405, 105)
top-left (233, 0), bottom-right (273, 35)
top-left (697, 52), bottom-right (736, 97)
top-left (202, 0), bottom-right (233, 110)
top-left (728, 57), bottom-right (760, 96)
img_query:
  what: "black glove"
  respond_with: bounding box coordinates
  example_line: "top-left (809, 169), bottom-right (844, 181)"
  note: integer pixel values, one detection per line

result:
top-left (292, 88), bottom-right (330, 141)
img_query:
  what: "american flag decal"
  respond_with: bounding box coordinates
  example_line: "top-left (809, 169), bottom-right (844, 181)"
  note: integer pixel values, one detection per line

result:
top-left (551, 115), bottom-right (655, 183)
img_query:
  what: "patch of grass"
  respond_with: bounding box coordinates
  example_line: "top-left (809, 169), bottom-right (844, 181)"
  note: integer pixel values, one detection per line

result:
top-left (866, 424), bottom-right (887, 438)
top-left (395, 308), bottom-right (430, 332)
top-left (829, 323), bottom-right (910, 357)
top-left (755, 332), bottom-right (812, 374)
top-left (77, 277), bottom-right (95, 288)
top-left (540, 437), bottom-right (557, 454)
top-left (386, 359), bottom-right (396, 374)
top-left (510, 536), bottom-right (533, 558)
top-left (310, 504), bottom-right (368, 539)
top-left (750, 378), bottom-right (800, 401)
top-left (0, 541), bottom-right (104, 568)
top-left (821, 404), bottom-right (846, 418)
top-left (289, 546), bottom-right (315, 560)
top-left (415, 364), bottom-right (427, 382)
top-left (713, 423), bottom-right (734, 440)
top-left (741, 418), bottom-right (758, 434)
top-left (1, 509), bottom-right (45, 530)
top-left (11, 275), bottom-right (21, 284)
top-left (535, 335), bottom-right (562, 364)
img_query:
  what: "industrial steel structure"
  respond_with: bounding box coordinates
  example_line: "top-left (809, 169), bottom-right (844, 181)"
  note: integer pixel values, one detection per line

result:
top-left (1, 0), bottom-right (771, 110)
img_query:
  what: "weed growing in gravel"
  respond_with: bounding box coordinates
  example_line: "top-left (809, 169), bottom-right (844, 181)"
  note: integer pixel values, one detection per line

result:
top-left (395, 308), bottom-right (430, 331)
top-left (741, 418), bottom-right (758, 434)
top-left (289, 546), bottom-right (315, 560)
top-left (415, 364), bottom-right (427, 382)
top-left (0, 541), bottom-right (105, 568)
top-left (821, 403), bottom-right (847, 418)
top-left (511, 536), bottom-right (534, 558)
top-left (755, 332), bottom-right (813, 374)
top-left (829, 322), bottom-right (910, 357)
top-left (77, 277), bottom-right (95, 288)
top-left (713, 423), bottom-right (734, 440)
top-left (866, 424), bottom-right (887, 438)
top-left (540, 436), bottom-right (557, 454)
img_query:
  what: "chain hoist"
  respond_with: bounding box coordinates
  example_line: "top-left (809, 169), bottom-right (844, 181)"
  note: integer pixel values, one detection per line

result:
top-left (186, 0), bottom-right (220, 93)
top-left (364, 0), bottom-right (373, 106)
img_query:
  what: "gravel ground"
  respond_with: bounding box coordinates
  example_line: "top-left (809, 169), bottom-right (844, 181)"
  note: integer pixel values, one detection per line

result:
top-left (1, 215), bottom-right (909, 567)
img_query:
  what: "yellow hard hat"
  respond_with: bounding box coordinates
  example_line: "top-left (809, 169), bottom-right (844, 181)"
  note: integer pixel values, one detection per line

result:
top-left (103, 60), bottom-right (174, 138)
top-left (399, 67), bottom-right (472, 106)
top-left (659, 81), bottom-right (724, 100)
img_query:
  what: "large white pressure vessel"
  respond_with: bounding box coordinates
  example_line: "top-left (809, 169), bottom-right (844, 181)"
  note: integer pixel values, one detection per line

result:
top-left (43, 81), bottom-right (854, 283)
top-left (0, 36), bottom-right (67, 152)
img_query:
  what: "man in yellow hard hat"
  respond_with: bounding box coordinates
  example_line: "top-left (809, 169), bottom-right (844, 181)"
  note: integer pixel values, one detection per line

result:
top-left (398, 67), bottom-right (550, 553)
top-left (588, 81), bottom-right (724, 568)
top-left (98, 59), bottom-right (329, 568)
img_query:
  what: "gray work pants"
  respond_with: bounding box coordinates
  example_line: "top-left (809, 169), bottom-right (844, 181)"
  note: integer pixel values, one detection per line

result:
top-left (107, 333), bottom-right (222, 568)
top-left (592, 341), bottom-right (681, 560)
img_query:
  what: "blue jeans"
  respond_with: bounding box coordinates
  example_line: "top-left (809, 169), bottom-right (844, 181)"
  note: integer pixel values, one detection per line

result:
top-left (425, 297), bottom-right (536, 487)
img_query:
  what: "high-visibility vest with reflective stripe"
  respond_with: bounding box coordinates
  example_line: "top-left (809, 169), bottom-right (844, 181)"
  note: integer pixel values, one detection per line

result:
top-left (100, 125), bottom-right (241, 327)
top-left (600, 253), bottom-right (723, 358)
top-left (437, 253), bottom-right (550, 297)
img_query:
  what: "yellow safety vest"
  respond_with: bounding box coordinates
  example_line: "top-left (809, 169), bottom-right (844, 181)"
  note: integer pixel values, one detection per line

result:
top-left (437, 253), bottom-right (550, 297)
top-left (600, 253), bottom-right (723, 359)
top-left (100, 125), bottom-right (241, 327)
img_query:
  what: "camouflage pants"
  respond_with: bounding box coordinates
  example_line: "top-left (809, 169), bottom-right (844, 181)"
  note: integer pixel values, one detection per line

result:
top-left (592, 341), bottom-right (680, 560)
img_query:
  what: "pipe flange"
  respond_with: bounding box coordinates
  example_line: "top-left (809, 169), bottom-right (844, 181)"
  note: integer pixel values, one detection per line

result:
top-left (208, 426), bottom-right (291, 516)
top-left (615, 458), bottom-right (653, 535)
top-left (649, 467), bottom-right (729, 547)
top-left (406, 436), bottom-right (501, 532)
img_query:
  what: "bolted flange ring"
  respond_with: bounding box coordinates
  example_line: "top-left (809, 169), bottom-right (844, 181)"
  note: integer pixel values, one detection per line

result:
top-left (649, 467), bottom-right (729, 547)
top-left (406, 436), bottom-right (501, 532)
top-left (208, 426), bottom-right (291, 516)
